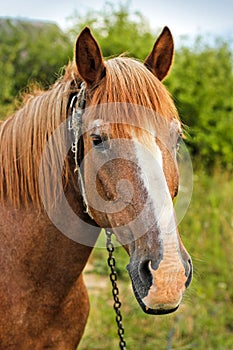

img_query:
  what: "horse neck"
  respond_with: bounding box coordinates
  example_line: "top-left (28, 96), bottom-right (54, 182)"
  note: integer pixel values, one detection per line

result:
top-left (38, 180), bottom-right (100, 282)
top-left (0, 200), bottom-right (99, 295)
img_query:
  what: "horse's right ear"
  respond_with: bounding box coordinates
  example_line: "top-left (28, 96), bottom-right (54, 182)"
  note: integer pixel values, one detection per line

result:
top-left (75, 27), bottom-right (105, 86)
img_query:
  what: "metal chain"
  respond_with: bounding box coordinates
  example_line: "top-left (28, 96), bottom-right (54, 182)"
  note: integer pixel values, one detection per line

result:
top-left (105, 229), bottom-right (127, 350)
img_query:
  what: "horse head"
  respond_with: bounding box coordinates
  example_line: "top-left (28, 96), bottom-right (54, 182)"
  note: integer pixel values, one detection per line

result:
top-left (74, 27), bottom-right (192, 315)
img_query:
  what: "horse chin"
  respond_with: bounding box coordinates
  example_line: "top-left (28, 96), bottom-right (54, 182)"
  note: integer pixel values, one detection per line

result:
top-left (132, 281), bottom-right (179, 315)
top-left (139, 299), bottom-right (179, 315)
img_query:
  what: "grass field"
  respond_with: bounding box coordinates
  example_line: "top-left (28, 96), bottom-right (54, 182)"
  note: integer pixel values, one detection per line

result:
top-left (79, 169), bottom-right (233, 350)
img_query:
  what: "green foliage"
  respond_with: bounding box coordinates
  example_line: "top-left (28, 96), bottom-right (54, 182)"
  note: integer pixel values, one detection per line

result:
top-left (0, 18), bottom-right (72, 117)
top-left (68, 2), bottom-right (155, 59)
top-left (81, 170), bottom-right (233, 350)
top-left (166, 38), bottom-right (233, 169)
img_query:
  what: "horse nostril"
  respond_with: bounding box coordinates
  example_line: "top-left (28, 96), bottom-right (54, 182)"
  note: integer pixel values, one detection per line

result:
top-left (139, 260), bottom-right (153, 288)
top-left (185, 258), bottom-right (193, 288)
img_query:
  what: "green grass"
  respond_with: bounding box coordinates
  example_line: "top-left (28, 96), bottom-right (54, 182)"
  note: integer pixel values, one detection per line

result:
top-left (79, 169), bottom-right (233, 350)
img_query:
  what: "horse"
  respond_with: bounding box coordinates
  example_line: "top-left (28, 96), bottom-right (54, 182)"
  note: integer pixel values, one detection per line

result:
top-left (0, 26), bottom-right (192, 349)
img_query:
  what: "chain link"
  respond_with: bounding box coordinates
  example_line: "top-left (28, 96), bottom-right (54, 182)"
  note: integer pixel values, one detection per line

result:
top-left (105, 230), bottom-right (127, 350)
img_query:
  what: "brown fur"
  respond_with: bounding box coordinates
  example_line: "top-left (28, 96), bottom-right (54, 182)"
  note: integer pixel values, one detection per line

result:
top-left (0, 26), bottom-right (191, 349)
top-left (0, 204), bottom-right (94, 349)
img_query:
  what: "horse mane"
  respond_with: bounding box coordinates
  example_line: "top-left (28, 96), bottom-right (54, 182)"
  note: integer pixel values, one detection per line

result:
top-left (0, 57), bottom-right (178, 209)
top-left (0, 64), bottom-right (80, 208)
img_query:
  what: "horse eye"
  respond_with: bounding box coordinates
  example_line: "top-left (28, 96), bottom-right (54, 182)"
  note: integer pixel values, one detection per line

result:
top-left (91, 134), bottom-right (108, 150)
top-left (91, 134), bottom-right (102, 147)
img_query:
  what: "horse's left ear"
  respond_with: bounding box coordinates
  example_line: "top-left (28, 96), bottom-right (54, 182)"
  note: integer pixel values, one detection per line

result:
top-left (75, 27), bottom-right (105, 86)
top-left (144, 26), bottom-right (174, 81)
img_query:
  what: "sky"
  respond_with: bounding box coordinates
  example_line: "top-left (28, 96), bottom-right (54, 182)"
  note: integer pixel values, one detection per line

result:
top-left (1, 0), bottom-right (233, 40)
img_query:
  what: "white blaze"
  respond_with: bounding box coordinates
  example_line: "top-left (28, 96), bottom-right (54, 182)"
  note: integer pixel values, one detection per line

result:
top-left (133, 135), bottom-right (186, 310)
top-left (134, 136), bottom-right (177, 241)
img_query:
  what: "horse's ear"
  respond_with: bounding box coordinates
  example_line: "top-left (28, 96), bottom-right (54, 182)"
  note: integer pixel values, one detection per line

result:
top-left (144, 27), bottom-right (174, 81)
top-left (75, 27), bottom-right (105, 86)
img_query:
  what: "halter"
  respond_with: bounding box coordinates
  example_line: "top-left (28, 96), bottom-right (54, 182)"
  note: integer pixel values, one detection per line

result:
top-left (68, 82), bottom-right (126, 349)
top-left (68, 82), bottom-right (93, 218)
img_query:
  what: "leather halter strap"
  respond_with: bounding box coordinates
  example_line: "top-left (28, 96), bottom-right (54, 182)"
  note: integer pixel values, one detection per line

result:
top-left (68, 82), bottom-right (93, 219)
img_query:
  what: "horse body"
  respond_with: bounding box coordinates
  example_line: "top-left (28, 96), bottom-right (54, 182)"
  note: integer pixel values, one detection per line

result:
top-left (0, 203), bottom-right (98, 348)
top-left (0, 26), bottom-right (192, 349)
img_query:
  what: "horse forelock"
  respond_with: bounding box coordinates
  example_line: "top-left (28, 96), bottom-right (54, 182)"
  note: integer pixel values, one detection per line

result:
top-left (87, 57), bottom-right (179, 128)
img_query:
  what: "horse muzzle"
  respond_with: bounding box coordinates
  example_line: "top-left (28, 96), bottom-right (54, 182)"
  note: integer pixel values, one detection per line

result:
top-left (127, 252), bottom-right (193, 315)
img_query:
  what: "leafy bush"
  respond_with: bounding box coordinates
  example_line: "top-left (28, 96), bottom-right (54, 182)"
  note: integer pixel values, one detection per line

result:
top-left (166, 38), bottom-right (233, 170)
top-left (68, 2), bottom-right (155, 59)
top-left (0, 18), bottom-right (72, 117)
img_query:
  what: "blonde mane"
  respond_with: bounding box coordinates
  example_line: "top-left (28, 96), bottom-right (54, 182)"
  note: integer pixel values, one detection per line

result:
top-left (0, 57), bottom-right (178, 208)
top-left (0, 67), bottom-right (79, 208)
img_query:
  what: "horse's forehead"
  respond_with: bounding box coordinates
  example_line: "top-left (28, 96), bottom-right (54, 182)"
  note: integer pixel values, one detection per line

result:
top-left (87, 116), bottom-right (181, 142)
top-left (85, 102), bottom-right (176, 131)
